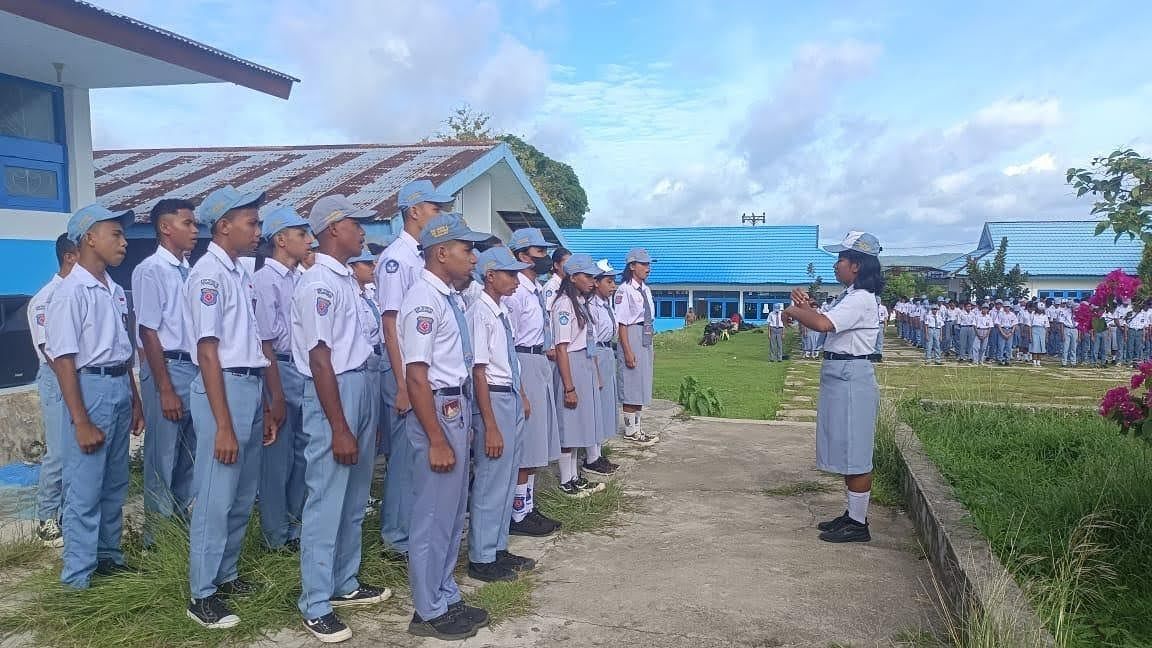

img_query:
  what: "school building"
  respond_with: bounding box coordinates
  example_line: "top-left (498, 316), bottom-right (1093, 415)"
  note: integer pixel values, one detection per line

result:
top-left (943, 220), bottom-right (1143, 300)
top-left (91, 142), bottom-right (569, 289)
top-left (0, 0), bottom-right (299, 297)
top-left (560, 226), bottom-right (836, 331)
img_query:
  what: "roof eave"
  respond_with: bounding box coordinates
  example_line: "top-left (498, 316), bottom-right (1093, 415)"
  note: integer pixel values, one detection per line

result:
top-left (0, 0), bottom-right (298, 99)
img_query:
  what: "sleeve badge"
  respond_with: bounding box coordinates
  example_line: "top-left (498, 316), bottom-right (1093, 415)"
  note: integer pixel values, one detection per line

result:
top-left (385, 259), bottom-right (400, 274)
top-left (316, 297), bottom-right (331, 316)
top-left (558, 312), bottom-right (571, 326)
top-left (416, 315), bottom-right (434, 334)
top-left (200, 287), bottom-right (219, 306)
top-left (35, 313), bottom-right (46, 326)
top-left (614, 294), bottom-right (624, 305)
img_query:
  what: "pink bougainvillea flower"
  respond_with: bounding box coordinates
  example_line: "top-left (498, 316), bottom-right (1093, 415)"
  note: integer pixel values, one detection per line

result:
top-left (1133, 372), bottom-right (1147, 390)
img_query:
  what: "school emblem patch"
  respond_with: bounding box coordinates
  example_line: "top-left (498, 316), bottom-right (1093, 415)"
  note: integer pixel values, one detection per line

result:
top-left (385, 259), bottom-right (399, 274)
top-left (558, 312), bottom-right (571, 326)
top-left (200, 287), bottom-right (219, 306)
top-left (35, 313), bottom-right (45, 326)
top-left (416, 316), bottom-right (433, 335)
top-left (614, 294), bottom-right (623, 305)
top-left (441, 398), bottom-right (461, 420)
top-left (316, 297), bottom-right (331, 316)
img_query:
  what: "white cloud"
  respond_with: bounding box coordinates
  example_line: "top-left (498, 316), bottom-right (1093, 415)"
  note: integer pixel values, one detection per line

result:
top-left (1003, 153), bottom-right (1057, 176)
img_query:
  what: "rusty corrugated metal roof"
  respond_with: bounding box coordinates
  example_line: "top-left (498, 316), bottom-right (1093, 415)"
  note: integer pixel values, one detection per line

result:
top-left (93, 142), bottom-right (499, 222)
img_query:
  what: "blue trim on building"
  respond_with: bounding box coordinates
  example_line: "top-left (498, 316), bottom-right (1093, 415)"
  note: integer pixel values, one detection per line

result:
top-left (0, 239), bottom-right (58, 296)
top-left (949, 221), bottom-right (1141, 278)
top-left (436, 143), bottom-right (569, 248)
top-left (0, 72), bottom-right (69, 213)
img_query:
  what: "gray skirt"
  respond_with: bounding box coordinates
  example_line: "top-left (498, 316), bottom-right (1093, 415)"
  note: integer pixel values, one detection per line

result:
top-left (815, 359), bottom-right (878, 475)
top-left (593, 345), bottom-right (620, 441)
top-left (558, 349), bottom-right (601, 448)
top-left (617, 325), bottom-right (654, 406)
top-left (517, 352), bottom-right (561, 468)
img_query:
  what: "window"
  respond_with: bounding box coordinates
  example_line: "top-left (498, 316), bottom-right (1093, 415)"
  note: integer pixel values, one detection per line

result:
top-left (0, 73), bottom-right (67, 212)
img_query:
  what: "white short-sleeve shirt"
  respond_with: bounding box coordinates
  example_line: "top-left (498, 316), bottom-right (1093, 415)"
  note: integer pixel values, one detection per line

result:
top-left (253, 258), bottom-right (300, 354)
top-left (877, 304), bottom-right (889, 324)
top-left (543, 273), bottom-right (561, 311)
top-left (975, 313), bottom-right (994, 328)
top-left (357, 287), bottom-right (383, 348)
top-left (131, 246), bottom-right (191, 353)
top-left (375, 231), bottom-right (422, 314)
top-left (467, 291), bottom-right (515, 387)
top-left (590, 295), bottom-right (615, 343)
top-left (291, 253), bottom-right (373, 377)
top-left (552, 294), bottom-right (591, 352)
top-left (822, 286), bottom-right (880, 355)
top-left (506, 272), bottom-right (547, 347)
top-left (27, 274), bottom-right (63, 363)
top-left (45, 264), bottom-right (133, 368)
top-left (399, 269), bottom-right (469, 390)
top-left (613, 279), bottom-right (653, 326)
top-left (1031, 312), bottom-right (1049, 328)
top-left (183, 242), bottom-right (268, 369)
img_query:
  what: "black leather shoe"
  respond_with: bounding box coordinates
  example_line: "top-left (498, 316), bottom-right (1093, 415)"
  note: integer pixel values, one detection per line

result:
top-left (817, 510), bottom-right (851, 532)
top-left (819, 518), bottom-right (871, 543)
top-left (467, 560), bottom-right (518, 583)
top-left (408, 610), bottom-right (478, 641)
top-left (496, 550), bottom-right (536, 572)
top-left (448, 600), bottom-right (490, 629)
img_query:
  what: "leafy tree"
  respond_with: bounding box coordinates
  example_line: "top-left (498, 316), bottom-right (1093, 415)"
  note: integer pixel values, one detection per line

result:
top-left (882, 271), bottom-right (945, 304)
top-left (434, 105), bottom-right (589, 228)
top-left (959, 237), bottom-right (1029, 300)
top-left (497, 134), bottom-right (588, 228)
top-left (1067, 148), bottom-right (1152, 243)
top-left (806, 262), bottom-right (824, 301)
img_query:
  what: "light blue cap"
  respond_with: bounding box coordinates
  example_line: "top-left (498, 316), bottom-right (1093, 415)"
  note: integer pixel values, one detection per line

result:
top-left (196, 185), bottom-right (265, 226)
top-left (823, 230), bottom-right (882, 256)
top-left (67, 203), bottom-right (135, 243)
top-left (348, 248), bottom-right (376, 265)
top-left (625, 248), bottom-right (653, 264)
top-left (261, 206), bottom-right (309, 239)
top-left (509, 227), bottom-right (553, 251)
top-left (308, 194), bottom-right (375, 235)
top-left (563, 253), bottom-right (599, 276)
top-left (472, 246), bottom-right (531, 281)
top-left (418, 212), bottom-right (489, 248)
top-left (397, 179), bottom-right (454, 210)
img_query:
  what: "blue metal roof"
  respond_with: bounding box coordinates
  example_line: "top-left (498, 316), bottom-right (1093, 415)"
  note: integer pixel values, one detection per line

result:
top-left (559, 226), bottom-right (837, 285)
top-left (951, 221), bottom-right (1142, 277)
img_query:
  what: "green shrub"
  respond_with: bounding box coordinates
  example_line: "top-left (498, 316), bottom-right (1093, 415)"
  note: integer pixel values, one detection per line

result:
top-left (677, 376), bottom-right (723, 416)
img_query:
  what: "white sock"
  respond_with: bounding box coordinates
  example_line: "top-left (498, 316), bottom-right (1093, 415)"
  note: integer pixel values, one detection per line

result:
top-left (512, 483), bottom-right (529, 522)
top-left (635, 411), bottom-right (644, 436)
top-left (623, 412), bottom-right (637, 434)
top-left (586, 444), bottom-right (602, 463)
top-left (571, 452), bottom-right (581, 478)
top-left (559, 452), bottom-right (575, 483)
top-left (847, 490), bottom-right (871, 524)
top-left (526, 475), bottom-right (536, 513)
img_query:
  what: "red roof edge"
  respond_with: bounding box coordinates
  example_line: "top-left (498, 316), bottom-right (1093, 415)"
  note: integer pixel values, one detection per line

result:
top-left (0, 0), bottom-right (299, 99)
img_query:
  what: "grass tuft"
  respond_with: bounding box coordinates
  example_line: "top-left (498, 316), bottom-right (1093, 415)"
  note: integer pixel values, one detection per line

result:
top-left (0, 529), bottom-right (48, 570)
top-left (761, 480), bottom-right (835, 497)
top-left (466, 576), bottom-right (536, 626)
top-left (536, 474), bottom-right (631, 534)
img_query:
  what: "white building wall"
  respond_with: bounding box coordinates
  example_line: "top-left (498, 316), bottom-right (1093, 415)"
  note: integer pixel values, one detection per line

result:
top-left (459, 173), bottom-right (493, 233)
top-left (1028, 277), bottom-right (1100, 295)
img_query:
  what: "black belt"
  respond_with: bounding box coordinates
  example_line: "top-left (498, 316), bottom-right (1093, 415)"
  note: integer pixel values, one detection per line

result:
top-left (515, 345), bottom-right (544, 355)
top-left (163, 351), bottom-right (192, 362)
top-left (372, 343), bottom-right (385, 356)
top-left (823, 352), bottom-right (882, 361)
top-left (276, 353), bottom-right (292, 362)
top-left (596, 341), bottom-right (616, 349)
top-left (435, 386), bottom-right (463, 396)
top-left (487, 384), bottom-right (513, 393)
top-left (223, 367), bottom-right (264, 377)
top-left (79, 364), bottom-right (129, 377)
top-left (960, 325), bottom-right (974, 328)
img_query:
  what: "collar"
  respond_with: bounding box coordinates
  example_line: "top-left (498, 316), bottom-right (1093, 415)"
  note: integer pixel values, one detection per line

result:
top-left (154, 245), bottom-right (188, 268)
top-left (206, 242), bottom-right (237, 271)
top-left (71, 263), bottom-right (108, 290)
top-left (479, 291), bottom-right (506, 318)
top-left (518, 272), bottom-right (540, 293)
top-left (314, 253), bottom-right (351, 276)
top-left (399, 231), bottom-right (419, 255)
top-left (264, 257), bottom-right (292, 277)
top-left (420, 268), bottom-right (452, 296)
top-left (629, 278), bottom-right (646, 290)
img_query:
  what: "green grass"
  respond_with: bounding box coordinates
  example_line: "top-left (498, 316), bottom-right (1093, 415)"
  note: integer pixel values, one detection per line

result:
top-left (535, 470), bottom-right (630, 534)
top-left (653, 323), bottom-right (792, 419)
top-left (0, 532), bottom-right (47, 570)
top-left (901, 401), bottom-right (1152, 647)
top-left (466, 576), bottom-right (536, 626)
top-left (761, 480), bottom-right (836, 497)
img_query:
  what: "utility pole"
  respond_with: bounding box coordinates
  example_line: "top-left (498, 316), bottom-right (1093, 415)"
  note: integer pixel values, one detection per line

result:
top-left (741, 212), bottom-right (766, 226)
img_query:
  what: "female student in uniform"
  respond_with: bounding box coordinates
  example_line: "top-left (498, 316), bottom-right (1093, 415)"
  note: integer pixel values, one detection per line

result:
top-left (783, 231), bottom-right (884, 544)
top-left (585, 259), bottom-right (621, 476)
top-left (551, 254), bottom-right (608, 497)
top-left (1029, 303), bottom-right (1048, 367)
top-left (615, 248), bottom-right (658, 445)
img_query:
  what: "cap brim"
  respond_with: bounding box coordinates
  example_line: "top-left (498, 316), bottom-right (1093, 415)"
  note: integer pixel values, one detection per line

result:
top-left (423, 191), bottom-right (455, 205)
top-left (347, 207), bottom-right (377, 220)
top-left (495, 261), bottom-right (532, 272)
top-left (102, 209), bottom-right (137, 228)
top-left (454, 231), bottom-right (492, 243)
top-left (822, 243), bottom-right (848, 253)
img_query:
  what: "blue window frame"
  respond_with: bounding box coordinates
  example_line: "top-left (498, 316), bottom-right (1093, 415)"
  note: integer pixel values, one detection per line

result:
top-left (653, 290), bottom-right (688, 319)
top-left (0, 72), bottom-right (68, 212)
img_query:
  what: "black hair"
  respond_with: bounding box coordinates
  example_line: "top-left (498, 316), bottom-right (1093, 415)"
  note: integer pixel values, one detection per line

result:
top-left (551, 246), bottom-right (571, 265)
top-left (556, 272), bottom-right (590, 331)
top-left (55, 233), bottom-right (77, 266)
top-left (150, 198), bottom-right (196, 235)
top-left (367, 242), bottom-right (386, 256)
top-left (840, 250), bottom-right (884, 295)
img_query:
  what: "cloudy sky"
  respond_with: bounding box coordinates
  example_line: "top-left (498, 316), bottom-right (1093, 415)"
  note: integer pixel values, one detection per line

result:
top-left (89, 0), bottom-right (1152, 253)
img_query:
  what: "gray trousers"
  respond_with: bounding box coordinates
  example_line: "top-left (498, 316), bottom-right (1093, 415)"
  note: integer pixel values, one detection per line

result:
top-left (768, 327), bottom-right (784, 361)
